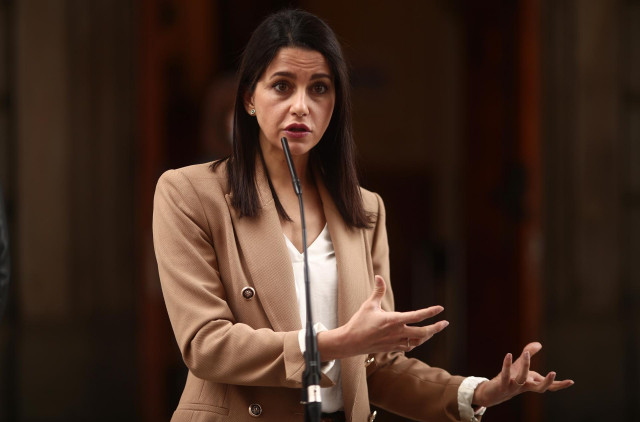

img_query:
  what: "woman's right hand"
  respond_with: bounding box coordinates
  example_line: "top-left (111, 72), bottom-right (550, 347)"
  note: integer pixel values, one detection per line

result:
top-left (317, 275), bottom-right (449, 361)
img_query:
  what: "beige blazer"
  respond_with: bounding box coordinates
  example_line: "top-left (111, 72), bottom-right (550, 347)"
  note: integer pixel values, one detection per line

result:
top-left (153, 161), bottom-right (465, 422)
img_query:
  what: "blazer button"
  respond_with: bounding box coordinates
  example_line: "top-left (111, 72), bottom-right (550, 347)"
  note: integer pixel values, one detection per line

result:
top-left (364, 356), bottom-right (375, 367)
top-left (242, 287), bottom-right (256, 300)
top-left (368, 410), bottom-right (377, 421)
top-left (248, 403), bottom-right (262, 417)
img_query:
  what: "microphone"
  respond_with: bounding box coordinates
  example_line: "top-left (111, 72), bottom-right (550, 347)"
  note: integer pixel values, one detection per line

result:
top-left (280, 137), bottom-right (322, 422)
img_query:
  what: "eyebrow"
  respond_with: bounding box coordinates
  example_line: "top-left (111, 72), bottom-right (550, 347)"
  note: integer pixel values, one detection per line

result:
top-left (268, 71), bottom-right (332, 80)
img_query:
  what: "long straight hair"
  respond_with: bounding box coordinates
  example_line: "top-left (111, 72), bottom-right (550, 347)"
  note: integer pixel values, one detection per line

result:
top-left (215, 9), bottom-right (371, 228)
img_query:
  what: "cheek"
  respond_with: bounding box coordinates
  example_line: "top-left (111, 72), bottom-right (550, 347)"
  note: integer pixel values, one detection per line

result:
top-left (255, 101), bottom-right (277, 129)
top-left (259, 98), bottom-right (286, 122)
top-left (321, 99), bottom-right (336, 126)
top-left (256, 116), bottom-right (276, 139)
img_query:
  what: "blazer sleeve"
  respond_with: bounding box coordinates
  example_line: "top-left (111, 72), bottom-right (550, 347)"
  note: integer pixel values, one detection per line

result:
top-left (153, 169), bottom-right (326, 388)
top-left (366, 192), bottom-right (466, 422)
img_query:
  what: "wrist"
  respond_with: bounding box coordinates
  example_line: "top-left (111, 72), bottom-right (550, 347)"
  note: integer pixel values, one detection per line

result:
top-left (317, 326), bottom-right (348, 361)
top-left (472, 381), bottom-right (487, 407)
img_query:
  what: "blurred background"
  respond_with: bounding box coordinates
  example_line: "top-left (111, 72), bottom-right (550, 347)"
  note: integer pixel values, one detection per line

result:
top-left (0, 0), bottom-right (638, 421)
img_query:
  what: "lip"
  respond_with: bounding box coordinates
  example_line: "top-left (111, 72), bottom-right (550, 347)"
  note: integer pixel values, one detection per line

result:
top-left (283, 123), bottom-right (311, 138)
top-left (284, 123), bottom-right (311, 132)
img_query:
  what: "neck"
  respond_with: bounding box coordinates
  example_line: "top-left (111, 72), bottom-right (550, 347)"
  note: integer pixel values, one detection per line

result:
top-left (260, 141), bottom-right (312, 192)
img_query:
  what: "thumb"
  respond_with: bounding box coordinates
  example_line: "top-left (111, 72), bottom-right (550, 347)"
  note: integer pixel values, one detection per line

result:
top-left (370, 275), bottom-right (386, 305)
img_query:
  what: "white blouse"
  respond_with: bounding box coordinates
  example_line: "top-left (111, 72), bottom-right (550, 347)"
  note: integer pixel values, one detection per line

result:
top-left (285, 224), bottom-right (344, 413)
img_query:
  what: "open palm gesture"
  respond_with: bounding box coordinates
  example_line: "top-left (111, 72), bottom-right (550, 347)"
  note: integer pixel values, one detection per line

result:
top-left (472, 342), bottom-right (574, 408)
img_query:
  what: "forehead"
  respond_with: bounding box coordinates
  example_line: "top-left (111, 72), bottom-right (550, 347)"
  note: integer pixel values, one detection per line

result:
top-left (263, 47), bottom-right (331, 78)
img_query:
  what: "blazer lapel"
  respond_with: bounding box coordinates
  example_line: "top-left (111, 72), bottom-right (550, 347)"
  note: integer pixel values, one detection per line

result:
top-left (317, 180), bottom-right (371, 420)
top-left (317, 182), bottom-right (370, 327)
top-left (225, 162), bottom-right (301, 333)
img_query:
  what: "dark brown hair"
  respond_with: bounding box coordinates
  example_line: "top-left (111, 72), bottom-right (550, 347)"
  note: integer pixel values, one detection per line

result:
top-left (215, 9), bottom-right (371, 228)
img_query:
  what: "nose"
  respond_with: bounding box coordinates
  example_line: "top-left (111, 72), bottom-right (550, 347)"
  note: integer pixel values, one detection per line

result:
top-left (290, 89), bottom-right (309, 117)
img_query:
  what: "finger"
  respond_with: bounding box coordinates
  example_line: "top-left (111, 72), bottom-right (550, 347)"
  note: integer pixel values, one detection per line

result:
top-left (394, 337), bottom-right (411, 352)
top-left (530, 371), bottom-right (546, 383)
top-left (389, 306), bottom-right (444, 325)
top-left (403, 320), bottom-right (449, 341)
top-left (369, 275), bottom-right (386, 307)
top-left (404, 337), bottom-right (413, 351)
top-left (532, 371), bottom-right (555, 392)
top-left (523, 342), bottom-right (542, 358)
top-left (515, 351), bottom-right (530, 385)
top-left (501, 353), bottom-right (512, 386)
top-left (547, 379), bottom-right (575, 392)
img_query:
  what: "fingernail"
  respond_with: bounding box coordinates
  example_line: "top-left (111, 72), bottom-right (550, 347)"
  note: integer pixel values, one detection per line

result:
top-left (442, 321), bottom-right (449, 327)
top-left (525, 351), bottom-right (530, 359)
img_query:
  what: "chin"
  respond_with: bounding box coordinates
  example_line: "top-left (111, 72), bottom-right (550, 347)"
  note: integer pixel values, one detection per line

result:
top-left (288, 141), bottom-right (319, 156)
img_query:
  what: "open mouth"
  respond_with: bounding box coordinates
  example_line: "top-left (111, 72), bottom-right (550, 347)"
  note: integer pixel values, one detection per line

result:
top-left (285, 123), bottom-right (311, 133)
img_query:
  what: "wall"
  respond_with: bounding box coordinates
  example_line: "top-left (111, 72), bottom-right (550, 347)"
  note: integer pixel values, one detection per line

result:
top-left (7, 1), bottom-right (136, 420)
top-left (543, 0), bottom-right (640, 419)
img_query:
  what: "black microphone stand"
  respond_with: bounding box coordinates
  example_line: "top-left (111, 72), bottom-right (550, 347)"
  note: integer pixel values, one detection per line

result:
top-left (281, 137), bottom-right (322, 422)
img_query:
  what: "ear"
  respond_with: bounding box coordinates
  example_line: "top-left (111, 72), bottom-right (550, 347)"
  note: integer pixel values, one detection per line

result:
top-left (243, 90), bottom-right (255, 115)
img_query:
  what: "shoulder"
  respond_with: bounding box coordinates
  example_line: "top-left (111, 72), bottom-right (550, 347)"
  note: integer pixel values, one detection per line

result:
top-left (359, 186), bottom-right (385, 216)
top-left (156, 161), bottom-right (229, 197)
top-left (157, 160), bottom-right (227, 185)
top-left (154, 160), bottom-right (232, 220)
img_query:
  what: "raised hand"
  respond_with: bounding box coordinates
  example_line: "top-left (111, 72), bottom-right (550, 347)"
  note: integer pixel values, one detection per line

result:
top-left (472, 342), bottom-right (574, 408)
top-left (317, 275), bottom-right (449, 361)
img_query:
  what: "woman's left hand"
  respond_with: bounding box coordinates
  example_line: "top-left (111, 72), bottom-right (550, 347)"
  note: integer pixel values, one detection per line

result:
top-left (472, 342), bottom-right (574, 408)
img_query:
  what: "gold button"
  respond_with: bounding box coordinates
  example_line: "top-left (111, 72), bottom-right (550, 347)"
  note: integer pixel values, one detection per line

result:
top-left (364, 356), bottom-right (375, 367)
top-left (368, 410), bottom-right (377, 421)
top-left (242, 287), bottom-right (256, 300)
top-left (248, 403), bottom-right (262, 417)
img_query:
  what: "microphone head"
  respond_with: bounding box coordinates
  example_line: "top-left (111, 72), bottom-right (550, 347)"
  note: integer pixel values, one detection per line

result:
top-left (280, 136), bottom-right (292, 156)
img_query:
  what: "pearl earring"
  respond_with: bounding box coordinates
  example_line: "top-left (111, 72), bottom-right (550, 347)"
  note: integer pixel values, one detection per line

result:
top-left (250, 108), bottom-right (256, 116)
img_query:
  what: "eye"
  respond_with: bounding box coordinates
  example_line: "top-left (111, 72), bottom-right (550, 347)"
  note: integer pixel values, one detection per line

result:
top-left (311, 83), bottom-right (330, 94)
top-left (272, 81), bottom-right (290, 93)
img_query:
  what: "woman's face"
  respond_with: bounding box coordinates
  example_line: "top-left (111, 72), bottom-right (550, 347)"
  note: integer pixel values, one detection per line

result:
top-left (245, 47), bottom-right (335, 157)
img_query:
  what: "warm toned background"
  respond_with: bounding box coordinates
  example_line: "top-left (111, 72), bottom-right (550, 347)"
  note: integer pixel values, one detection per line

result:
top-left (0, 0), bottom-right (638, 421)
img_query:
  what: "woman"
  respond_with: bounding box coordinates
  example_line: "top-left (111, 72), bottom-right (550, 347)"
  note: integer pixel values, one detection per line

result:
top-left (153, 9), bottom-right (573, 422)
